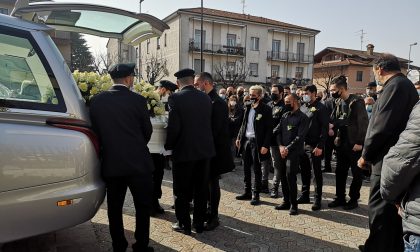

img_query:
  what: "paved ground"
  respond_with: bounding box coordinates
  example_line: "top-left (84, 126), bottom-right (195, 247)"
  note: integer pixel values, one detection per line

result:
top-left (2, 162), bottom-right (370, 252)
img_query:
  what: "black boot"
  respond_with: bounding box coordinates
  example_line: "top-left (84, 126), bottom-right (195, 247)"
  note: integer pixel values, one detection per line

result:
top-left (311, 199), bottom-right (321, 211)
top-left (275, 201), bottom-right (290, 210)
top-left (270, 188), bottom-right (279, 198)
top-left (236, 191), bottom-right (252, 200)
top-left (250, 192), bottom-right (260, 205)
top-left (289, 205), bottom-right (298, 215)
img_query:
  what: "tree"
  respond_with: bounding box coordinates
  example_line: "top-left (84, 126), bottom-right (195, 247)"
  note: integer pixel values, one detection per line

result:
top-left (213, 58), bottom-right (250, 88)
top-left (70, 33), bottom-right (94, 72)
top-left (313, 65), bottom-right (345, 93)
top-left (143, 53), bottom-right (169, 85)
top-left (92, 51), bottom-right (118, 74)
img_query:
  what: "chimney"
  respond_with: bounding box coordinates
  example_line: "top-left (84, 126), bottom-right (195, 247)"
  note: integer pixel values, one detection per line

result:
top-left (366, 44), bottom-right (374, 55)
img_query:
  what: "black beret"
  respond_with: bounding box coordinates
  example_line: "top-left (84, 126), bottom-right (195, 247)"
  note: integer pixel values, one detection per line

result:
top-left (108, 63), bottom-right (136, 79)
top-left (159, 80), bottom-right (178, 92)
top-left (174, 68), bottom-right (195, 79)
top-left (367, 81), bottom-right (377, 87)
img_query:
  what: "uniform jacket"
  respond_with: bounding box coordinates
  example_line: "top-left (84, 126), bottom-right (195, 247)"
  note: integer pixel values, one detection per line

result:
top-left (331, 94), bottom-right (368, 148)
top-left (380, 101), bottom-right (420, 235)
top-left (208, 89), bottom-right (235, 176)
top-left (89, 85), bottom-right (154, 178)
top-left (165, 85), bottom-right (215, 163)
top-left (237, 101), bottom-right (273, 161)
top-left (274, 109), bottom-right (308, 156)
top-left (302, 100), bottom-right (329, 149)
top-left (362, 73), bottom-right (418, 175)
top-left (268, 100), bottom-right (285, 146)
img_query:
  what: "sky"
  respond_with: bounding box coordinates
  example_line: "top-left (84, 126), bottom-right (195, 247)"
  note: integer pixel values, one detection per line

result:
top-left (54, 0), bottom-right (420, 73)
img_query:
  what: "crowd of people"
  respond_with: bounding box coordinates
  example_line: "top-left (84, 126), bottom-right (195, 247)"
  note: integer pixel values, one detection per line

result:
top-left (89, 53), bottom-right (420, 252)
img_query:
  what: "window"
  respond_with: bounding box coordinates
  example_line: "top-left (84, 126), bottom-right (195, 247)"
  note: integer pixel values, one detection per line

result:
top-left (295, 67), bottom-right (304, 79)
top-left (271, 65), bottom-right (280, 77)
top-left (0, 8), bottom-right (8, 15)
top-left (251, 37), bottom-right (259, 51)
top-left (164, 33), bottom-right (167, 47)
top-left (194, 59), bottom-right (205, 73)
top-left (0, 27), bottom-right (65, 112)
top-left (250, 63), bottom-right (258, 76)
top-left (157, 37), bottom-right (160, 50)
top-left (272, 40), bottom-right (281, 59)
top-left (356, 71), bottom-right (363, 82)
top-left (297, 42), bottom-right (305, 61)
top-left (146, 39), bottom-right (150, 54)
top-left (226, 34), bottom-right (236, 50)
top-left (194, 29), bottom-right (206, 49)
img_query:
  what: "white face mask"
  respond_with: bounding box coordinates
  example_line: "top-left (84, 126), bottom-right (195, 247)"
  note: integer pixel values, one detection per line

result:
top-left (229, 101), bottom-right (237, 106)
top-left (219, 94), bottom-right (226, 99)
top-left (302, 95), bottom-right (311, 103)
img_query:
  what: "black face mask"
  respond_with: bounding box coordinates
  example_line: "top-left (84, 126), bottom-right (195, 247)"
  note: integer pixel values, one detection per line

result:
top-left (331, 91), bottom-right (341, 99)
top-left (284, 104), bottom-right (293, 111)
top-left (250, 97), bottom-right (258, 103)
top-left (238, 90), bottom-right (244, 96)
top-left (271, 93), bottom-right (279, 101)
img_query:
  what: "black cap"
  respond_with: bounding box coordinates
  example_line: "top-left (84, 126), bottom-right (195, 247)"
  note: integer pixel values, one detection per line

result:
top-left (367, 81), bottom-right (377, 88)
top-left (159, 80), bottom-right (178, 92)
top-left (174, 68), bottom-right (195, 79)
top-left (108, 63), bottom-right (136, 79)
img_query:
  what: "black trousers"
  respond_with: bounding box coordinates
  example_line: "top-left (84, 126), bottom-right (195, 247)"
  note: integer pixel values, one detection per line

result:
top-left (324, 136), bottom-right (335, 170)
top-left (280, 153), bottom-right (300, 206)
top-left (335, 144), bottom-right (363, 201)
top-left (172, 159), bottom-right (210, 228)
top-left (242, 139), bottom-right (262, 193)
top-left (151, 153), bottom-right (165, 200)
top-left (104, 175), bottom-right (152, 251)
top-left (300, 145), bottom-right (323, 200)
top-left (364, 174), bottom-right (403, 252)
top-left (208, 175), bottom-right (221, 221)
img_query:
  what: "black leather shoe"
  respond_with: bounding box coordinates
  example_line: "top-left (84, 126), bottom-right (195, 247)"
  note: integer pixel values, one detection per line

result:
top-left (311, 199), bottom-right (321, 211)
top-left (192, 223), bottom-right (204, 234)
top-left (236, 192), bottom-right (252, 200)
top-left (275, 202), bottom-right (291, 210)
top-left (270, 189), bottom-right (279, 198)
top-left (296, 195), bottom-right (310, 204)
top-left (133, 246), bottom-right (154, 252)
top-left (343, 200), bottom-right (359, 210)
top-left (172, 222), bottom-right (191, 235)
top-left (358, 245), bottom-right (365, 252)
top-left (250, 193), bottom-right (260, 205)
top-left (289, 205), bottom-right (298, 215)
top-left (328, 198), bottom-right (346, 208)
top-left (204, 218), bottom-right (220, 231)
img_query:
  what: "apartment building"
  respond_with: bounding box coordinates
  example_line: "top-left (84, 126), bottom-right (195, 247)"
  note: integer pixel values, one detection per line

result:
top-left (135, 7), bottom-right (320, 86)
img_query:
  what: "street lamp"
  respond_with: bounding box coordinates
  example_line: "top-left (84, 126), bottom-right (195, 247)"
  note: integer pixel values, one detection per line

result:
top-left (408, 42), bottom-right (417, 74)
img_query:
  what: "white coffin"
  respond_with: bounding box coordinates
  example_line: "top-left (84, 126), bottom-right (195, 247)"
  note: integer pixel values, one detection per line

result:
top-left (148, 116), bottom-right (167, 153)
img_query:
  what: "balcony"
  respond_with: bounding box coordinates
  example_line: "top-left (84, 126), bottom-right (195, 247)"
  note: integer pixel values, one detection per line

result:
top-left (267, 51), bottom-right (314, 63)
top-left (189, 41), bottom-right (245, 56)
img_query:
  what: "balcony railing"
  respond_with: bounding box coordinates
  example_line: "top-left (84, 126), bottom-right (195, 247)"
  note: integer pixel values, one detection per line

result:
top-left (189, 41), bottom-right (245, 56)
top-left (267, 51), bottom-right (314, 63)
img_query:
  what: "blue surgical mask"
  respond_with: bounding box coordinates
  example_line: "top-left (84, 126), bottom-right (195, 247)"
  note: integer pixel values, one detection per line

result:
top-left (417, 90), bottom-right (420, 96)
top-left (219, 94), bottom-right (226, 99)
top-left (302, 95), bottom-right (311, 103)
top-left (376, 79), bottom-right (383, 87)
top-left (366, 105), bottom-right (373, 113)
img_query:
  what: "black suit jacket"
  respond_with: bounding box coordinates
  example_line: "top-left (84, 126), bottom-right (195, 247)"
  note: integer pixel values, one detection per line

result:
top-left (208, 89), bottom-right (234, 176)
top-left (165, 85), bottom-right (215, 163)
top-left (362, 73), bottom-right (418, 175)
top-left (89, 85), bottom-right (154, 178)
top-left (237, 102), bottom-right (273, 161)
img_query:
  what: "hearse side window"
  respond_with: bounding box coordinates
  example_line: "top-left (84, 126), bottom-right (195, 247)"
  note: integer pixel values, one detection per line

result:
top-left (0, 26), bottom-right (66, 112)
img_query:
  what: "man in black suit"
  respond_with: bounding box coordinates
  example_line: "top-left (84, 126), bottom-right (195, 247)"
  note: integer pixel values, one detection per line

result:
top-left (235, 85), bottom-right (272, 205)
top-left (194, 72), bottom-right (234, 231)
top-left (89, 63), bottom-right (154, 252)
top-left (358, 54), bottom-right (418, 252)
top-left (165, 68), bottom-right (215, 235)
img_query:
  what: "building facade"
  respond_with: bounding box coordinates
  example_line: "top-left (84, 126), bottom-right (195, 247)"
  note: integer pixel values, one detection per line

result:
top-left (135, 8), bottom-right (320, 87)
top-left (313, 44), bottom-right (411, 94)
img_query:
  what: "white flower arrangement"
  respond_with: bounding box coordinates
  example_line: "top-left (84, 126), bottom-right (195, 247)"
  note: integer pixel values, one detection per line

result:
top-left (73, 71), bottom-right (165, 116)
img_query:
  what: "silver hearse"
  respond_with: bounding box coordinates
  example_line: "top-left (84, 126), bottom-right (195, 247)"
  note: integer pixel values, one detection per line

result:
top-left (0, 0), bottom-right (168, 242)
